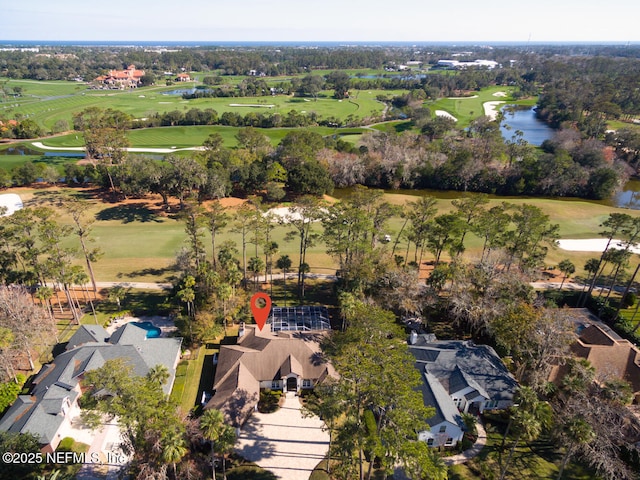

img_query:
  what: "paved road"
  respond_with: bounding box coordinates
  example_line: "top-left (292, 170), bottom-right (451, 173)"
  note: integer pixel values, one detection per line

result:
top-left (235, 392), bottom-right (329, 480)
top-left (93, 281), bottom-right (173, 291)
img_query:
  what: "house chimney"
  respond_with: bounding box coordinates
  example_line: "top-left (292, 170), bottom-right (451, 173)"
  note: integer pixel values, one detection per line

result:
top-left (409, 330), bottom-right (418, 345)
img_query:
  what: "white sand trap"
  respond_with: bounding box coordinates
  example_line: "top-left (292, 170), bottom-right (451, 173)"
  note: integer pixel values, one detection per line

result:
top-left (229, 103), bottom-right (275, 108)
top-left (492, 91), bottom-right (507, 97)
top-left (158, 101), bottom-right (173, 104)
top-left (265, 206), bottom-right (326, 223)
top-left (435, 110), bottom-right (458, 122)
top-left (0, 193), bottom-right (23, 217)
top-left (558, 238), bottom-right (640, 254)
top-left (447, 95), bottom-right (479, 99)
top-left (30, 141), bottom-right (204, 154)
top-left (483, 101), bottom-right (505, 120)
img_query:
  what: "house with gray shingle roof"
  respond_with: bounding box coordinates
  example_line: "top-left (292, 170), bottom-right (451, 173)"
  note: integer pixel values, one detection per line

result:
top-left (409, 333), bottom-right (518, 447)
top-left (206, 324), bottom-right (334, 427)
top-left (0, 323), bottom-right (181, 453)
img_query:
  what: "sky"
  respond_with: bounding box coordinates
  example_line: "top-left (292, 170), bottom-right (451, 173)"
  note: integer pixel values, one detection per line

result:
top-left (2, 0), bottom-right (640, 43)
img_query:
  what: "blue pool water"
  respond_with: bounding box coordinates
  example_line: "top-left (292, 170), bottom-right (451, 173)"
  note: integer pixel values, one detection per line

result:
top-left (135, 321), bottom-right (162, 338)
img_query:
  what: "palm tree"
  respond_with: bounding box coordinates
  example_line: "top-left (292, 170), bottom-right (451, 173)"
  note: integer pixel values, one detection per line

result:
top-left (248, 256), bottom-right (264, 292)
top-left (216, 424), bottom-right (236, 480)
top-left (147, 364), bottom-right (169, 389)
top-left (558, 259), bottom-right (575, 290)
top-left (276, 255), bottom-right (292, 306)
top-left (499, 398), bottom-right (552, 480)
top-left (162, 429), bottom-right (187, 480)
top-left (555, 417), bottom-right (594, 480)
top-left (579, 258), bottom-right (600, 302)
top-left (200, 408), bottom-right (226, 480)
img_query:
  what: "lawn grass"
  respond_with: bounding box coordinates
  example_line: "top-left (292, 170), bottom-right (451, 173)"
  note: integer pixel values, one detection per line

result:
top-left (454, 415), bottom-right (598, 480)
top-left (425, 86), bottom-right (527, 127)
top-left (8, 185), bottom-right (640, 283)
top-left (2, 73), bottom-right (404, 132)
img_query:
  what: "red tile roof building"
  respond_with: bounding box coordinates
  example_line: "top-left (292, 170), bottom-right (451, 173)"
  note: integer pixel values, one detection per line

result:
top-left (95, 65), bottom-right (145, 88)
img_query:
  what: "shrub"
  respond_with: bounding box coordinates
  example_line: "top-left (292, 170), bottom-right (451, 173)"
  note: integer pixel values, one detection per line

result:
top-left (258, 390), bottom-right (282, 413)
top-left (623, 292), bottom-right (637, 308)
top-left (0, 374), bottom-right (26, 413)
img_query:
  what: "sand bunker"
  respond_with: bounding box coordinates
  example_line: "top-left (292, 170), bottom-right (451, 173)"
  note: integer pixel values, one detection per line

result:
top-left (483, 101), bottom-right (505, 120)
top-left (447, 95), bottom-right (479, 99)
top-left (558, 238), bottom-right (640, 254)
top-left (265, 206), bottom-right (327, 223)
top-left (435, 110), bottom-right (458, 122)
top-left (492, 91), bottom-right (507, 97)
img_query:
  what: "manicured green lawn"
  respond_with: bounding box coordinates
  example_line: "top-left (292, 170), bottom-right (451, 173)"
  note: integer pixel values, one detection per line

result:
top-left (425, 86), bottom-right (535, 127)
top-left (2, 73), bottom-right (404, 132)
top-left (451, 415), bottom-right (598, 480)
top-left (36, 125), bottom-right (367, 150)
top-left (8, 185), bottom-right (640, 283)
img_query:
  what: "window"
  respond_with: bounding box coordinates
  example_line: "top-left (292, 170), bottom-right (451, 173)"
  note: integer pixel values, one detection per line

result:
top-left (439, 426), bottom-right (447, 433)
top-left (302, 379), bottom-right (312, 388)
top-left (445, 437), bottom-right (454, 446)
top-left (271, 381), bottom-right (279, 389)
top-left (427, 438), bottom-right (434, 446)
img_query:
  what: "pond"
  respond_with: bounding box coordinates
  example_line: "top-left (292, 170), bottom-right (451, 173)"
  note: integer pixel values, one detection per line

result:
top-left (161, 87), bottom-right (215, 96)
top-left (500, 105), bottom-right (555, 146)
top-left (612, 180), bottom-right (640, 210)
top-left (0, 146), bottom-right (84, 157)
top-left (334, 183), bottom-right (640, 210)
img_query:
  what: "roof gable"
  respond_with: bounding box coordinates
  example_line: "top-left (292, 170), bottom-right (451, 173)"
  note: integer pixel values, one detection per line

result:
top-left (1, 322), bottom-right (182, 445)
top-left (410, 337), bottom-right (518, 404)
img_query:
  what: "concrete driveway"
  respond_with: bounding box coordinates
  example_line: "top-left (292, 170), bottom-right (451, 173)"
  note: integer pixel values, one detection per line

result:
top-left (235, 392), bottom-right (329, 480)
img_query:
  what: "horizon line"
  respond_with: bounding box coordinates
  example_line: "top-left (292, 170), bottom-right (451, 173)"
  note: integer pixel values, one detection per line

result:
top-left (1, 39), bottom-right (639, 46)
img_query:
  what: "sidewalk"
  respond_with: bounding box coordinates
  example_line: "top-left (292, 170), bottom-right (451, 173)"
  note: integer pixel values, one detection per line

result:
top-left (444, 417), bottom-right (487, 465)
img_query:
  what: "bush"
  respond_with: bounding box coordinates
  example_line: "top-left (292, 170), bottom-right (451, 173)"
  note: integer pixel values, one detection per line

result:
top-left (0, 374), bottom-right (26, 413)
top-left (623, 292), bottom-right (637, 308)
top-left (57, 437), bottom-right (75, 451)
top-left (258, 390), bottom-right (282, 413)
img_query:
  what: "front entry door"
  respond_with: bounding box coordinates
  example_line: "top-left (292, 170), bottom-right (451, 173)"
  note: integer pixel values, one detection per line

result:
top-left (286, 377), bottom-right (297, 392)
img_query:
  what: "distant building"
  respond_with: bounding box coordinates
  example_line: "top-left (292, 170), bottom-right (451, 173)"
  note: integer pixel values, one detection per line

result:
top-left (94, 64), bottom-right (145, 89)
top-left (436, 59), bottom-right (499, 70)
top-left (409, 333), bottom-right (518, 447)
top-left (0, 323), bottom-right (181, 453)
top-left (176, 73), bottom-right (191, 82)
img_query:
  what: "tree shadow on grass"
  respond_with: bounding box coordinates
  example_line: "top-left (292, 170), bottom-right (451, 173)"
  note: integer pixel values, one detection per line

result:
top-left (118, 266), bottom-right (177, 280)
top-left (393, 121), bottom-right (414, 133)
top-left (195, 353), bottom-right (216, 411)
top-left (96, 203), bottom-right (162, 223)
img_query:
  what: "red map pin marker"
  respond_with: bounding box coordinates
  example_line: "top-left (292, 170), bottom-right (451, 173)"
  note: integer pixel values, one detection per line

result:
top-left (250, 292), bottom-right (272, 331)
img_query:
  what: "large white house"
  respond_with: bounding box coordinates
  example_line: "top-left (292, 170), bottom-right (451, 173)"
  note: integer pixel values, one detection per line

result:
top-left (409, 333), bottom-right (518, 447)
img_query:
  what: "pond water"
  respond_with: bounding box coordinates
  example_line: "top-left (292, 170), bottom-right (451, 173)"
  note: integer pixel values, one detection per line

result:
top-left (161, 87), bottom-right (215, 96)
top-left (0, 146), bottom-right (84, 157)
top-left (612, 180), bottom-right (640, 210)
top-left (500, 106), bottom-right (555, 146)
top-left (334, 184), bottom-right (640, 210)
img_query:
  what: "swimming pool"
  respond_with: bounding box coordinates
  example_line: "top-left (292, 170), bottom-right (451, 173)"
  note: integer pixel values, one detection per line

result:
top-left (135, 321), bottom-right (162, 338)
